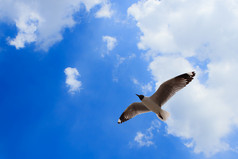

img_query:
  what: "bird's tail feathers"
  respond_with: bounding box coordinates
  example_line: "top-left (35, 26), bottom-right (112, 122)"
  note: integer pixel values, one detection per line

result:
top-left (156, 109), bottom-right (170, 121)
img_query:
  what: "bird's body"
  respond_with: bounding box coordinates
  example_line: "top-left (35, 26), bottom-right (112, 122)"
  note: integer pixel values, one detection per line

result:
top-left (140, 96), bottom-right (169, 121)
top-left (141, 96), bottom-right (160, 114)
top-left (118, 71), bottom-right (195, 124)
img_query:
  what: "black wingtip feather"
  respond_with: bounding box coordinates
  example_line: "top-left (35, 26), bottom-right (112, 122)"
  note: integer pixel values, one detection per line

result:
top-left (118, 113), bottom-right (128, 124)
top-left (176, 71), bottom-right (196, 85)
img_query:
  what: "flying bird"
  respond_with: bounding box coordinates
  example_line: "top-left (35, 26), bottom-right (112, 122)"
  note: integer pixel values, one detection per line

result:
top-left (118, 71), bottom-right (195, 124)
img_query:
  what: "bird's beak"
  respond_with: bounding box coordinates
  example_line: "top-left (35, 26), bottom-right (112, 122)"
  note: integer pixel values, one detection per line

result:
top-left (136, 94), bottom-right (139, 97)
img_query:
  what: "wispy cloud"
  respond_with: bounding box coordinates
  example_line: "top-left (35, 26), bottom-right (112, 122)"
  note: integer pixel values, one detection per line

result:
top-left (132, 78), bottom-right (153, 95)
top-left (64, 67), bottom-right (82, 94)
top-left (134, 132), bottom-right (153, 147)
top-left (128, 0), bottom-right (238, 156)
top-left (113, 53), bottom-right (136, 82)
top-left (131, 120), bottom-right (161, 147)
top-left (115, 53), bottom-right (136, 67)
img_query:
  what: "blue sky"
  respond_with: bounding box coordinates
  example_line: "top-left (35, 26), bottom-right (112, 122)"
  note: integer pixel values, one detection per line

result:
top-left (1, 0), bottom-right (238, 159)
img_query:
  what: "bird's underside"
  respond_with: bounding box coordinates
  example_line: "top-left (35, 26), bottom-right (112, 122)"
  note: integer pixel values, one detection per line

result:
top-left (118, 71), bottom-right (195, 124)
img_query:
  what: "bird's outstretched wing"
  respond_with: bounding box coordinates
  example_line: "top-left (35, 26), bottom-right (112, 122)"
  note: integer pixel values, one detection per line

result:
top-left (150, 71), bottom-right (195, 107)
top-left (118, 102), bottom-right (150, 124)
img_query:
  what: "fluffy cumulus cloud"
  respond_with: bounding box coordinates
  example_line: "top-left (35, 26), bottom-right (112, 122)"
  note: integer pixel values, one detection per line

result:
top-left (8, 11), bottom-right (41, 49)
top-left (0, 0), bottom-right (112, 51)
top-left (128, 0), bottom-right (238, 156)
top-left (132, 120), bottom-right (160, 147)
top-left (64, 67), bottom-right (82, 94)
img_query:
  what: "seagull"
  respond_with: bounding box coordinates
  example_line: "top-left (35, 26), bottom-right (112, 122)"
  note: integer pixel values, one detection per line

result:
top-left (118, 71), bottom-right (195, 124)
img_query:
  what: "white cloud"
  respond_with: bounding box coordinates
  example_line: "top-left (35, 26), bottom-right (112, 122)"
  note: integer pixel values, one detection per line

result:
top-left (9, 10), bottom-right (41, 49)
top-left (102, 35), bottom-right (117, 57)
top-left (128, 0), bottom-right (238, 156)
top-left (132, 78), bottom-right (153, 95)
top-left (0, 0), bottom-right (111, 51)
top-left (64, 67), bottom-right (82, 94)
top-left (132, 78), bottom-right (139, 85)
top-left (133, 120), bottom-right (160, 147)
top-left (134, 132), bottom-right (153, 147)
top-left (95, 2), bottom-right (113, 18)
top-left (115, 53), bottom-right (136, 67)
top-left (128, 0), bottom-right (238, 58)
top-left (113, 54), bottom-right (136, 82)
top-left (128, 53), bottom-right (136, 59)
top-left (115, 54), bottom-right (126, 67)
top-left (141, 83), bottom-right (153, 95)
top-left (103, 35), bottom-right (117, 49)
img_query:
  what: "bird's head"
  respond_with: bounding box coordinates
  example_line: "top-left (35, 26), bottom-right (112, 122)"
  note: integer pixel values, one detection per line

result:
top-left (136, 94), bottom-right (144, 101)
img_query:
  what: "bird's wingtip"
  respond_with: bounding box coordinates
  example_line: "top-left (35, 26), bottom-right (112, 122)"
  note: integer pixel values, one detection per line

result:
top-left (118, 119), bottom-right (122, 124)
top-left (188, 71), bottom-right (196, 77)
